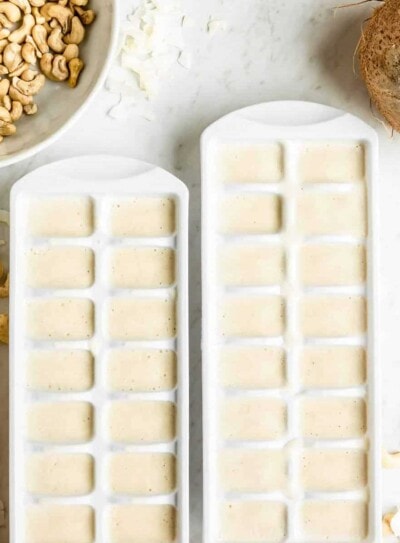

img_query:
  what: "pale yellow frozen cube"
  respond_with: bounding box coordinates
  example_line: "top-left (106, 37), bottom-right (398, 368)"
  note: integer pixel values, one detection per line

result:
top-left (221, 194), bottom-right (282, 235)
top-left (222, 397), bottom-right (286, 441)
top-left (300, 295), bottom-right (366, 337)
top-left (218, 143), bottom-right (283, 183)
top-left (300, 501), bottom-right (367, 542)
top-left (110, 247), bottom-right (175, 288)
top-left (27, 402), bottom-right (93, 444)
top-left (29, 197), bottom-right (94, 238)
top-left (109, 452), bottom-right (176, 495)
top-left (300, 244), bottom-right (366, 286)
top-left (108, 505), bottom-right (176, 543)
top-left (300, 449), bottom-right (367, 492)
top-left (26, 505), bottom-right (94, 543)
top-left (299, 143), bottom-right (365, 183)
top-left (298, 189), bottom-right (367, 236)
top-left (220, 501), bottom-right (286, 543)
top-left (28, 246), bottom-right (94, 289)
top-left (111, 198), bottom-right (175, 237)
top-left (300, 398), bottom-right (366, 439)
top-left (301, 346), bottom-right (366, 389)
top-left (220, 449), bottom-right (286, 493)
top-left (221, 296), bottom-right (285, 337)
top-left (221, 346), bottom-right (285, 389)
top-left (108, 349), bottom-right (176, 392)
top-left (27, 350), bottom-right (94, 392)
top-left (220, 244), bottom-right (284, 286)
top-left (108, 401), bottom-right (176, 444)
top-left (27, 298), bottom-right (94, 341)
top-left (108, 297), bottom-right (176, 340)
top-left (26, 453), bottom-right (94, 496)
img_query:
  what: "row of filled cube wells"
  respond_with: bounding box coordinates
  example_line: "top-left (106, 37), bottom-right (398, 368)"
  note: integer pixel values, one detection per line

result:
top-left (217, 141), bottom-right (365, 185)
top-left (28, 196), bottom-right (177, 238)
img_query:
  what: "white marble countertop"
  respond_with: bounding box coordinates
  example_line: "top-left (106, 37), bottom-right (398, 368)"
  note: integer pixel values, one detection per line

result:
top-left (2, 0), bottom-right (400, 541)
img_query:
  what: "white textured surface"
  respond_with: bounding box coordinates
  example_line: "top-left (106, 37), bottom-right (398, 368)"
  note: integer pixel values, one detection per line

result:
top-left (1, 1), bottom-right (400, 542)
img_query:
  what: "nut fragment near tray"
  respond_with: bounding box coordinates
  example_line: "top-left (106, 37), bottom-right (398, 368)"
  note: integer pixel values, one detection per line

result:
top-left (9, 156), bottom-right (189, 543)
top-left (201, 101), bottom-right (380, 543)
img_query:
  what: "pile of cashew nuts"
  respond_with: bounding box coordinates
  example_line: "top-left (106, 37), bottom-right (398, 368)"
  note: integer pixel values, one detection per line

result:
top-left (0, 0), bottom-right (96, 141)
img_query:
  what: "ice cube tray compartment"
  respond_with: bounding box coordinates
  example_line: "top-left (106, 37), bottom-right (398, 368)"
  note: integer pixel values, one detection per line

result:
top-left (10, 156), bottom-right (189, 543)
top-left (201, 102), bottom-right (380, 543)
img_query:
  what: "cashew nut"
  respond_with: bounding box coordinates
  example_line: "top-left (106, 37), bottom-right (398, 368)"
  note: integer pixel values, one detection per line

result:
top-left (9, 14), bottom-right (35, 44)
top-left (9, 0), bottom-right (31, 15)
top-left (68, 56), bottom-right (83, 87)
top-left (13, 73), bottom-right (45, 95)
top-left (64, 15), bottom-right (84, 44)
top-left (21, 68), bottom-right (38, 81)
top-left (75, 7), bottom-right (95, 25)
top-left (0, 29), bottom-right (10, 41)
top-left (48, 27), bottom-right (66, 53)
top-left (0, 15), bottom-right (13, 28)
top-left (9, 61), bottom-right (28, 78)
top-left (0, 66), bottom-right (8, 76)
top-left (39, 51), bottom-right (53, 79)
top-left (28, 0), bottom-right (45, 7)
top-left (21, 42), bottom-right (36, 64)
top-left (0, 107), bottom-right (11, 123)
top-left (0, 314), bottom-right (8, 344)
top-left (10, 100), bottom-right (22, 121)
top-left (52, 54), bottom-right (68, 80)
top-left (40, 4), bottom-right (72, 33)
top-left (9, 84), bottom-right (32, 105)
top-left (24, 103), bottom-right (37, 115)
top-left (2, 95), bottom-right (11, 110)
top-left (0, 3), bottom-right (22, 23)
top-left (69, 0), bottom-right (88, 6)
top-left (0, 40), bottom-right (8, 54)
top-left (0, 120), bottom-right (16, 136)
top-left (3, 43), bottom-right (22, 72)
top-left (32, 24), bottom-right (48, 54)
top-left (63, 43), bottom-right (78, 61)
top-left (0, 79), bottom-right (10, 97)
top-left (25, 35), bottom-right (42, 58)
top-left (32, 6), bottom-right (45, 24)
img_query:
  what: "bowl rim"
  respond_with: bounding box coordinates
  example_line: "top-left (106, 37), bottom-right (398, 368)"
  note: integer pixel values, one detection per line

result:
top-left (0, 0), bottom-right (120, 169)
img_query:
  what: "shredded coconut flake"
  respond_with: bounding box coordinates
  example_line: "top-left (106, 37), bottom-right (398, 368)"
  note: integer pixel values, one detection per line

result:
top-left (207, 18), bottom-right (227, 35)
top-left (391, 510), bottom-right (400, 537)
top-left (107, 0), bottom-right (191, 119)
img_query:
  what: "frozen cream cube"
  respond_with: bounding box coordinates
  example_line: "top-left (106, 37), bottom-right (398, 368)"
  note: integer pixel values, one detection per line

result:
top-left (108, 401), bottom-right (176, 444)
top-left (300, 500), bottom-right (367, 542)
top-left (29, 197), bottom-right (94, 238)
top-left (111, 197), bottom-right (175, 237)
top-left (298, 189), bottom-right (367, 236)
top-left (221, 296), bottom-right (285, 337)
top-left (109, 452), bottom-right (176, 495)
top-left (220, 244), bottom-right (285, 286)
top-left (27, 402), bottom-right (93, 444)
top-left (221, 194), bottom-right (282, 235)
top-left (27, 298), bottom-right (94, 341)
top-left (220, 501), bottom-right (286, 543)
top-left (221, 346), bottom-right (285, 389)
top-left (218, 143), bottom-right (284, 183)
top-left (108, 297), bottom-right (176, 340)
top-left (26, 505), bottom-right (94, 543)
top-left (27, 350), bottom-right (94, 392)
top-left (26, 453), bottom-right (94, 496)
top-left (110, 247), bottom-right (175, 288)
top-left (300, 449), bottom-right (367, 492)
top-left (108, 349), bottom-right (176, 392)
top-left (28, 246), bottom-right (94, 289)
top-left (108, 505), bottom-right (176, 543)
top-left (301, 346), bottom-right (366, 389)
top-left (220, 449), bottom-right (286, 493)
top-left (300, 295), bottom-right (366, 337)
top-left (300, 244), bottom-right (366, 286)
top-left (222, 397), bottom-right (286, 441)
top-left (299, 143), bottom-right (365, 183)
top-left (300, 398), bottom-right (366, 439)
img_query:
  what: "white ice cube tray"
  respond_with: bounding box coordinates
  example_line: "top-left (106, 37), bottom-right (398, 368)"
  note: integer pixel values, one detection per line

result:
top-left (201, 102), bottom-right (380, 543)
top-left (9, 156), bottom-right (189, 543)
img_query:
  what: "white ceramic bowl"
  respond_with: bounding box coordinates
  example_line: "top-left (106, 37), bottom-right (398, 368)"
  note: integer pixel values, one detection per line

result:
top-left (0, 0), bottom-right (118, 168)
